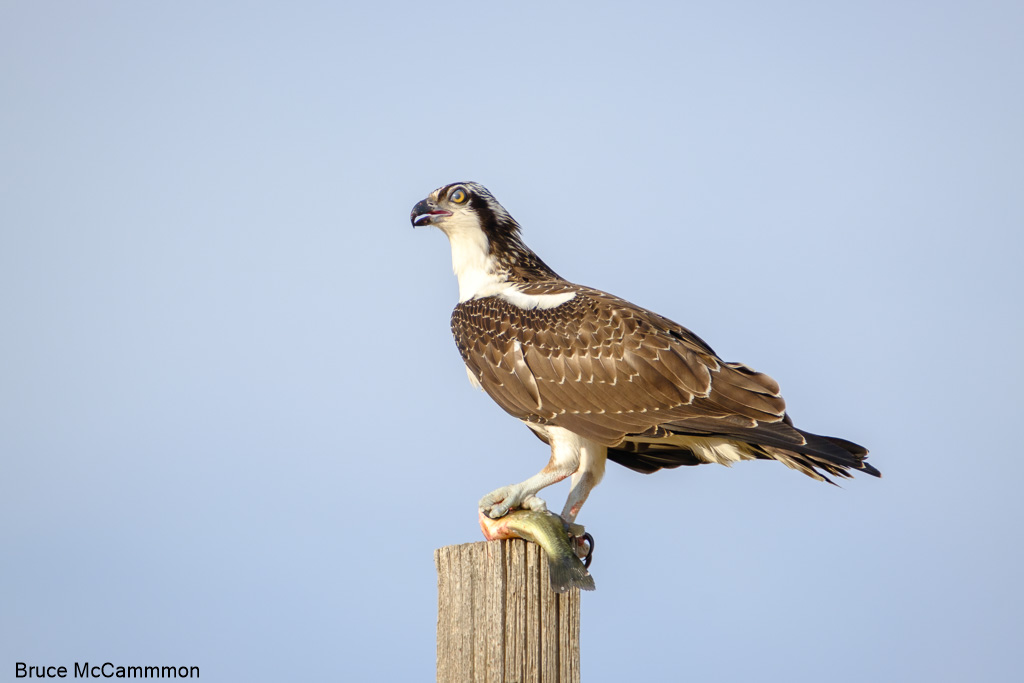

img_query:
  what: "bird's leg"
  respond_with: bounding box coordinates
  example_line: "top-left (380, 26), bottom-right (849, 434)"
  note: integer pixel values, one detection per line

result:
top-left (564, 477), bottom-right (600, 563)
top-left (479, 446), bottom-right (580, 520)
top-left (559, 440), bottom-right (608, 523)
top-left (562, 473), bottom-right (598, 562)
top-left (560, 473), bottom-right (596, 524)
top-left (479, 469), bottom-right (572, 520)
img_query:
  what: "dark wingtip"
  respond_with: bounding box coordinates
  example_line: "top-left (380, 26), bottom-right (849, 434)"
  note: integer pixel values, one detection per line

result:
top-left (817, 434), bottom-right (881, 479)
top-left (828, 436), bottom-right (881, 478)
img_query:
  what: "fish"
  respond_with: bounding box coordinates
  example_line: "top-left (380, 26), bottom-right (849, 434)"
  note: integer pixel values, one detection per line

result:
top-left (479, 508), bottom-right (596, 593)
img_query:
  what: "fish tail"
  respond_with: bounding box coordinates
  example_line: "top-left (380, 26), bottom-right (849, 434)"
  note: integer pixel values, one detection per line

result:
top-left (548, 555), bottom-right (596, 593)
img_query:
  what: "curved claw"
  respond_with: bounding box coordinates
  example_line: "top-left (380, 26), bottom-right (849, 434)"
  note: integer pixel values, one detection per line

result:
top-left (581, 532), bottom-right (595, 568)
top-left (480, 485), bottom-right (541, 519)
top-left (566, 529), bottom-right (595, 567)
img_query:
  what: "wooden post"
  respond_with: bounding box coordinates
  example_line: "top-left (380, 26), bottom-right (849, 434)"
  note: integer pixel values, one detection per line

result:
top-left (435, 539), bottom-right (581, 683)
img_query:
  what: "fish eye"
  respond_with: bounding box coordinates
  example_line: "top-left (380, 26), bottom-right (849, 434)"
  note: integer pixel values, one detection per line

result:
top-left (450, 188), bottom-right (467, 204)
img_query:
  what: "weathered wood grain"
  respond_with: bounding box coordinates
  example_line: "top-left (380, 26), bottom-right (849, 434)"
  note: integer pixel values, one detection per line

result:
top-left (435, 539), bottom-right (581, 683)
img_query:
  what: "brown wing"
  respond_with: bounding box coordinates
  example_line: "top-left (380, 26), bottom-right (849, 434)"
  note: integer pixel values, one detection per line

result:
top-left (451, 283), bottom-right (879, 482)
top-left (450, 284), bottom-right (786, 445)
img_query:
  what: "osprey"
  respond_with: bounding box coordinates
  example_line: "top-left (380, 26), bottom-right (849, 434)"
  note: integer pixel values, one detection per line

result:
top-left (412, 181), bottom-right (879, 525)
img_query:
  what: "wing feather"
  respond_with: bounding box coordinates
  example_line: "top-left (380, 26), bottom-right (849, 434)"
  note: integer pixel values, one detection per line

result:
top-left (450, 284), bottom-right (875, 482)
top-left (452, 286), bottom-right (779, 442)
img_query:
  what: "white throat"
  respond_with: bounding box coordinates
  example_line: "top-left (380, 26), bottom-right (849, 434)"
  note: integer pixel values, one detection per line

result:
top-left (438, 214), bottom-right (576, 310)
top-left (439, 213), bottom-right (505, 302)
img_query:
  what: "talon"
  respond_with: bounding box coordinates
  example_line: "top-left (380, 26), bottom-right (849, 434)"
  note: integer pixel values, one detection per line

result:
top-left (581, 532), bottom-right (595, 568)
top-left (480, 485), bottom-right (533, 519)
top-left (481, 502), bottom-right (510, 519)
top-left (566, 529), bottom-right (595, 566)
top-left (479, 490), bottom-right (511, 519)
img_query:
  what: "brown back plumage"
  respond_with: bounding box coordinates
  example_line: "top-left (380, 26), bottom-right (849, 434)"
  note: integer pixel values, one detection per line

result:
top-left (452, 283), bottom-right (880, 483)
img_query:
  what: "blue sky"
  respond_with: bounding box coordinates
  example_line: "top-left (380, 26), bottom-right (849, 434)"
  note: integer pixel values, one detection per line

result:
top-left (2, 2), bottom-right (1022, 681)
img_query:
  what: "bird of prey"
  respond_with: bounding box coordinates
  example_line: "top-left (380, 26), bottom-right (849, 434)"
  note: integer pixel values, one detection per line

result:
top-left (411, 181), bottom-right (879, 525)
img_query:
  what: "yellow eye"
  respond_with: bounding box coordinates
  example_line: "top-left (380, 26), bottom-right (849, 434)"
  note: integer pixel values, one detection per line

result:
top-left (450, 188), bottom-right (467, 204)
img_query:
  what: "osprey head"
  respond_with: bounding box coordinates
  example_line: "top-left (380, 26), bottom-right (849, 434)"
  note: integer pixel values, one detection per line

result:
top-left (410, 181), bottom-right (511, 234)
top-left (411, 182), bottom-right (559, 297)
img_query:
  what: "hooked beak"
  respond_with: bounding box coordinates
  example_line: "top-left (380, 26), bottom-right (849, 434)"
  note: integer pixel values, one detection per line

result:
top-left (410, 199), bottom-right (451, 227)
